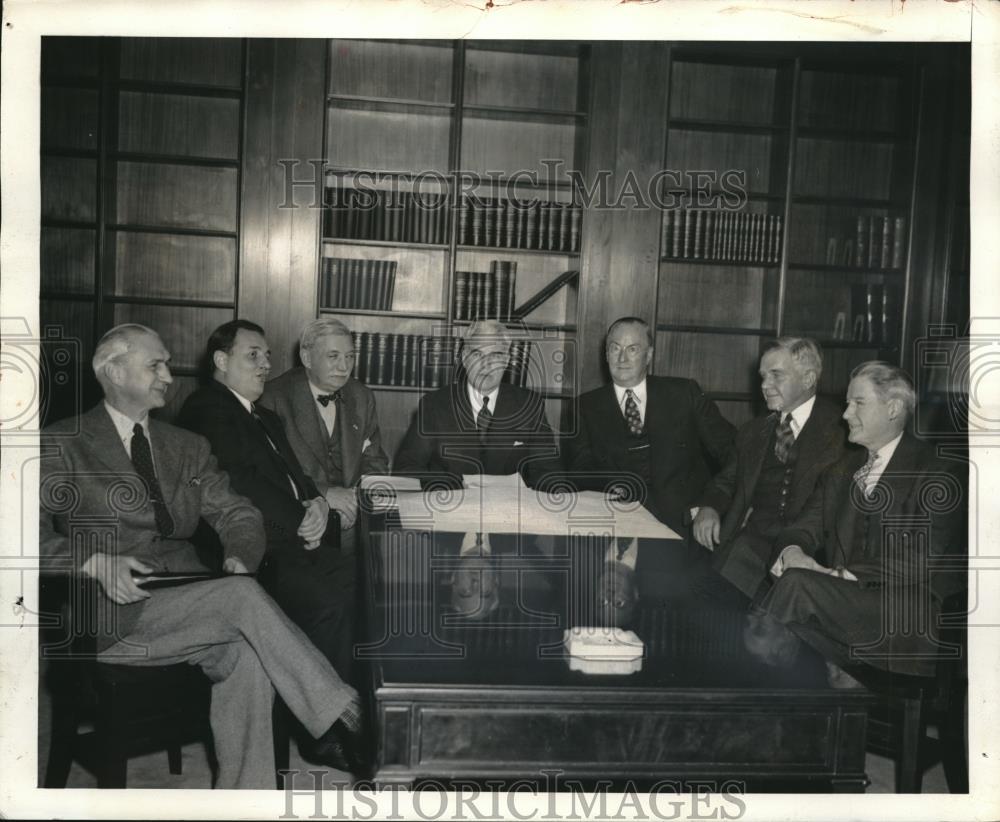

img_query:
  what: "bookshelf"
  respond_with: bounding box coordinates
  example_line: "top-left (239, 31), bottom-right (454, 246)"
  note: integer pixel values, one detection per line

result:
top-left (40, 37), bottom-right (246, 424)
top-left (319, 40), bottom-right (589, 458)
top-left (652, 46), bottom-right (919, 427)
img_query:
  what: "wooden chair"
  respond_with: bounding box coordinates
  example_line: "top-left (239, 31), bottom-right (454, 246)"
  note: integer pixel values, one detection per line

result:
top-left (846, 591), bottom-right (968, 793)
top-left (41, 575), bottom-right (290, 789)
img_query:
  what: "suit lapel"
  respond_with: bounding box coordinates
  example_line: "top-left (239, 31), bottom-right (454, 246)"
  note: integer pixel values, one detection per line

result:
top-left (744, 414), bottom-right (776, 497)
top-left (82, 404), bottom-right (136, 477)
top-left (598, 384), bottom-right (628, 454)
top-left (148, 419), bottom-right (183, 505)
top-left (339, 380), bottom-right (362, 484)
top-left (834, 450), bottom-right (868, 565)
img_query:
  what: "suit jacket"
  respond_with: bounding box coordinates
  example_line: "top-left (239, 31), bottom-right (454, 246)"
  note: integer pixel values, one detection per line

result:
top-left (39, 403), bottom-right (265, 651)
top-left (567, 376), bottom-right (736, 533)
top-left (777, 432), bottom-right (966, 601)
top-left (259, 368), bottom-right (388, 493)
top-left (176, 380), bottom-right (337, 552)
top-left (393, 381), bottom-right (559, 489)
top-left (699, 396), bottom-right (847, 545)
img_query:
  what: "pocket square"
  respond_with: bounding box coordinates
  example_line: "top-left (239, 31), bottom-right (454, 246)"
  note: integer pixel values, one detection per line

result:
top-left (362, 438), bottom-right (372, 452)
top-left (513, 441), bottom-right (525, 447)
top-left (187, 476), bottom-right (202, 487)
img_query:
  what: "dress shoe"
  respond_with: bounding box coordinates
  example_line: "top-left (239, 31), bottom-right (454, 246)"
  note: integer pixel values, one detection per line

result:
top-left (743, 611), bottom-right (802, 668)
top-left (826, 662), bottom-right (866, 689)
top-left (310, 719), bottom-right (373, 777)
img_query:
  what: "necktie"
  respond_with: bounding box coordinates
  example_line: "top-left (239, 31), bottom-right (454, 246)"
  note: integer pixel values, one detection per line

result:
top-left (251, 405), bottom-right (305, 500)
top-left (773, 413), bottom-right (795, 464)
top-left (476, 396), bottom-right (492, 439)
top-left (130, 423), bottom-right (174, 537)
top-left (853, 452), bottom-right (878, 497)
top-left (316, 391), bottom-right (341, 408)
top-left (623, 389), bottom-right (643, 436)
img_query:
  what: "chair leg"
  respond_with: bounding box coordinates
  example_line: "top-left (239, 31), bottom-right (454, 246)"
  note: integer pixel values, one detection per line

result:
top-left (167, 744), bottom-right (183, 775)
top-left (940, 687), bottom-right (969, 793)
top-left (897, 695), bottom-right (926, 793)
top-left (43, 694), bottom-right (77, 789)
top-left (95, 683), bottom-right (128, 789)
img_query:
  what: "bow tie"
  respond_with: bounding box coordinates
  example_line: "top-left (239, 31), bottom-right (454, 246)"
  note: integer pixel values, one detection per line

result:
top-left (316, 392), bottom-right (341, 407)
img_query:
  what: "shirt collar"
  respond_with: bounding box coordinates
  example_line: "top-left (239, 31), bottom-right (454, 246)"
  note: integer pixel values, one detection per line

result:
top-left (224, 384), bottom-right (254, 414)
top-left (104, 400), bottom-right (148, 445)
top-left (873, 431), bottom-right (904, 467)
top-left (467, 382), bottom-right (499, 414)
top-left (613, 379), bottom-right (647, 409)
top-left (785, 394), bottom-right (816, 434)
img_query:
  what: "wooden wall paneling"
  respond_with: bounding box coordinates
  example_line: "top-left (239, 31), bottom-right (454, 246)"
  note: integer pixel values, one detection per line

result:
top-left (329, 39), bottom-right (453, 103)
top-left (117, 92), bottom-right (241, 159)
top-left (119, 37), bottom-right (243, 87)
top-left (241, 39), bottom-right (327, 373)
top-left (113, 232), bottom-right (236, 302)
top-left (40, 227), bottom-right (95, 295)
top-left (41, 86), bottom-right (99, 150)
top-left (115, 162), bottom-right (239, 233)
top-left (112, 303), bottom-right (233, 371)
top-left (41, 157), bottom-right (97, 222)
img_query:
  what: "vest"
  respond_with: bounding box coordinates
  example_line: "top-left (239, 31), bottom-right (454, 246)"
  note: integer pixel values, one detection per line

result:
top-left (746, 425), bottom-right (798, 537)
top-left (322, 404), bottom-right (345, 487)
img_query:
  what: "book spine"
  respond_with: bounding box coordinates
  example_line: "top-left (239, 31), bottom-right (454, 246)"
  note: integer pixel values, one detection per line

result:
top-left (409, 335), bottom-right (420, 387)
top-left (881, 214), bottom-right (892, 270)
top-left (693, 210), bottom-right (703, 260)
top-left (359, 259), bottom-right (373, 310)
top-left (558, 203), bottom-right (569, 252)
top-left (373, 333), bottom-right (387, 386)
top-left (458, 196), bottom-right (469, 245)
top-left (855, 215), bottom-right (866, 267)
top-left (386, 333), bottom-right (398, 386)
top-left (892, 216), bottom-right (906, 269)
top-left (867, 216), bottom-right (879, 269)
top-left (484, 265), bottom-right (495, 320)
top-left (492, 261), bottom-right (505, 321)
top-left (356, 332), bottom-right (368, 382)
top-left (351, 331), bottom-right (362, 378)
top-left (484, 199), bottom-right (495, 247)
top-left (661, 209), bottom-right (672, 258)
top-left (454, 270), bottom-right (468, 321)
top-left (472, 199), bottom-right (484, 246)
top-left (505, 200), bottom-right (516, 249)
top-left (520, 341), bottom-right (532, 387)
top-left (526, 202), bottom-right (538, 249)
top-left (673, 207), bottom-right (683, 259)
top-left (431, 337), bottom-right (444, 388)
top-left (507, 261), bottom-right (517, 322)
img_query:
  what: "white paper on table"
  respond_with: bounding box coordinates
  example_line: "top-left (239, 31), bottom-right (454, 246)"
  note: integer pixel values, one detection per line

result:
top-left (360, 474), bottom-right (422, 492)
top-left (462, 472), bottom-right (527, 491)
top-left (395, 483), bottom-right (681, 540)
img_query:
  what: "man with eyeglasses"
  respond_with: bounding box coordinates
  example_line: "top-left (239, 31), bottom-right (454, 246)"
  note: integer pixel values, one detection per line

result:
top-left (567, 316), bottom-right (735, 537)
top-left (394, 319), bottom-right (559, 489)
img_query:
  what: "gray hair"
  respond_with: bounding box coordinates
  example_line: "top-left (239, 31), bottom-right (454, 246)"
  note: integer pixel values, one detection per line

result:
top-left (464, 319), bottom-right (511, 348)
top-left (763, 336), bottom-right (823, 380)
top-left (607, 316), bottom-right (654, 348)
top-left (92, 323), bottom-right (158, 381)
top-left (851, 361), bottom-right (916, 418)
top-left (300, 317), bottom-right (353, 352)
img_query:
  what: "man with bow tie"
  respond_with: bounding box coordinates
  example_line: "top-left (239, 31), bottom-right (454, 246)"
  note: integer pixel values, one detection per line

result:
top-left (260, 318), bottom-right (388, 545)
top-left (758, 362), bottom-right (966, 677)
top-left (177, 320), bottom-right (356, 689)
top-left (691, 337), bottom-right (846, 603)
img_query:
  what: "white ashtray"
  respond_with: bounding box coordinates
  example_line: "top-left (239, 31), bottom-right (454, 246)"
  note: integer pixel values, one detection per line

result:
top-left (563, 626), bottom-right (644, 675)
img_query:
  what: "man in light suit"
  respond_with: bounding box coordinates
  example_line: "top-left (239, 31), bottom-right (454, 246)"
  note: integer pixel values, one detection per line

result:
top-left (260, 317), bottom-right (389, 550)
top-left (394, 319), bottom-right (559, 489)
top-left (39, 324), bottom-right (365, 788)
top-left (176, 320), bottom-right (356, 684)
top-left (760, 361), bottom-right (966, 677)
top-left (692, 337), bottom-right (847, 601)
top-left (567, 316), bottom-right (735, 535)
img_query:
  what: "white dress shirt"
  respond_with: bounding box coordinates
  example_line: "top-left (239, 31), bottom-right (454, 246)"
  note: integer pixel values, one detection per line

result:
top-left (309, 381), bottom-right (338, 437)
top-left (783, 394), bottom-right (816, 440)
top-left (467, 383), bottom-right (500, 419)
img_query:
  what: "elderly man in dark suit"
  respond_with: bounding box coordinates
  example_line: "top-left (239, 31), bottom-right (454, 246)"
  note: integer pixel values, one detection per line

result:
top-left (176, 320), bottom-right (355, 685)
top-left (566, 316), bottom-right (735, 535)
top-left (260, 317), bottom-right (389, 548)
top-left (394, 319), bottom-right (559, 489)
top-left (39, 324), bottom-right (364, 788)
top-left (692, 337), bottom-right (846, 601)
top-left (760, 361), bottom-right (966, 678)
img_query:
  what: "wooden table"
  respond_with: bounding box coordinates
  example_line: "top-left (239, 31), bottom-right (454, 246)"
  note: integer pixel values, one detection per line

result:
top-left (357, 517), bottom-right (875, 792)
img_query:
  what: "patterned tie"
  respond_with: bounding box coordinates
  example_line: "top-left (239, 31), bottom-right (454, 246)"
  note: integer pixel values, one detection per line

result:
top-left (853, 451), bottom-right (878, 497)
top-left (476, 396), bottom-right (492, 439)
top-left (316, 391), bottom-right (341, 408)
top-left (130, 423), bottom-right (174, 537)
top-left (623, 389), bottom-right (643, 436)
top-left (773, 413), bottom-right (795, 464)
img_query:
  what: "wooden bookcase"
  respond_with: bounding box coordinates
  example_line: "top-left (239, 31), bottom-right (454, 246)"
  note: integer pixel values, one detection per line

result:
top-left (319, 40), bottom-right (589, 458)
top-left (40, 37), bottom-right (246, 423)
top-left (653, 45), bottom-right (920, 427)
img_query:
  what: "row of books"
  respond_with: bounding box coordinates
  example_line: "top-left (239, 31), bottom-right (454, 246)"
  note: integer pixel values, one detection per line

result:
top-left (831, 284), bottom-right (901, 345)
top-left (320, 258), bottom-right (396, 310)
top-left (661, 209), bottom-right (783, 264)
top-left (349, 332), bottom-right (534, 388)
top-left (323, 187), bottom-right (450, 245)
top-left (453, 261), bottom-right (518, 322)
top-left (853, 215), bottom-right (906, 270)
top-left (457, 197), bottom-right (582, 252)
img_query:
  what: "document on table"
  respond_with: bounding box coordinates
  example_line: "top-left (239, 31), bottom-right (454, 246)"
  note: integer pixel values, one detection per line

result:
top-left (395, 484), bottom-right (680, 540)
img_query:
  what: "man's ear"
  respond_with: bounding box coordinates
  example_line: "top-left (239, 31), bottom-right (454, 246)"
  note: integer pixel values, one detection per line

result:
top-left (212, 349), bottom-right (228, 374)
top-left (803, 369), bottom-right (818, 391)
top-left (886, 397), bottom-right (904, 421)
top-left (104, 362), bottom-right (124, 388)
top-left (299, 347), bottom-right (312, 371)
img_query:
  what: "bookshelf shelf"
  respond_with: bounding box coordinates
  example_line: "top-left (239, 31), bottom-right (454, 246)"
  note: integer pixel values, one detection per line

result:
top-left (787, 263), bottom-right (903, 276)
top-left (657, 323), bottom-right (777, 337)
top-left (668, 117), bottom-right (787, 135)
top-left (320, 307), bottom-right (447, 321)
top-left (811, 340), bottom-right (899, 351)
top-left (323, 237), bottom-right (450, 252)
top-left (327, 94), bottom-right (456, 115)
top-left (462, 104), bottom-right (587, 125)
top-left (116, 79), bottom-right (244, 99)
top-left (104, 294), bottom-right (236, 310)
top-left (107, 223), bottom-right (239, 240)
top-left (792, 195), bottom-right (896, 209)
top-left (112, 150), bottom-right (241, 169)
top-left (452, 319), bottom-right (578, 333)
top-left (457, 245), bottom-right (580, 258)
top-left (660, 257), bottom-right (779, 268)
